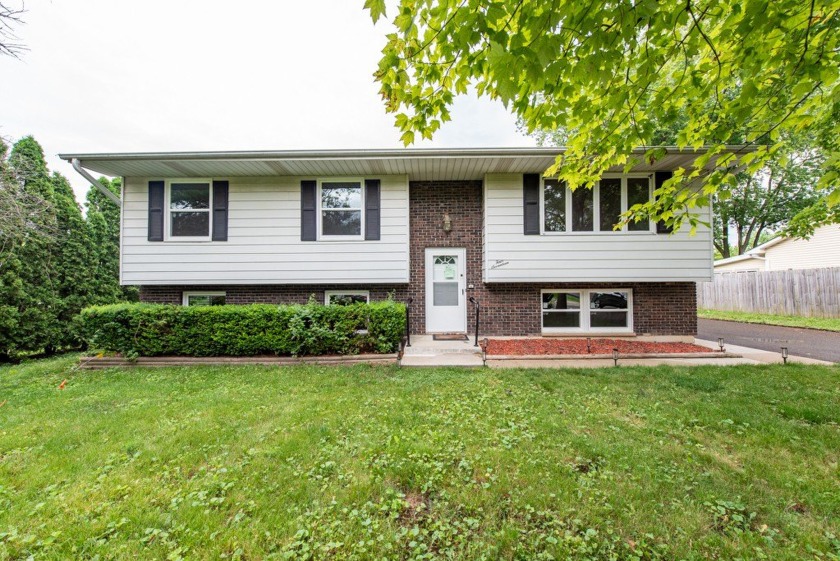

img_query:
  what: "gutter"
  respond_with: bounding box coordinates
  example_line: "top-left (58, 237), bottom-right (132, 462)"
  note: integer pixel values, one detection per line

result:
top-left (57, 145), bottom-right (760, 163)
top-left (71, 158), bottom-right (121, 207)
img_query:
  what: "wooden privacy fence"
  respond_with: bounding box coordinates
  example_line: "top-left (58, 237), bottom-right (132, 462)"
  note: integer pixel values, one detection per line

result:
top-left (697, 267), bottom-right (840, 318)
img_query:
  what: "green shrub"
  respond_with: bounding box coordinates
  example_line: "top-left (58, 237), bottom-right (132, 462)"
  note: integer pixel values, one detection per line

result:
top-left (75, 300), bottom-right (406, 357)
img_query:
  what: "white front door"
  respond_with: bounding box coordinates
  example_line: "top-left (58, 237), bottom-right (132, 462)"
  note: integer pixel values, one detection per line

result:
top-left (425, 248), bottom-right (467, 333)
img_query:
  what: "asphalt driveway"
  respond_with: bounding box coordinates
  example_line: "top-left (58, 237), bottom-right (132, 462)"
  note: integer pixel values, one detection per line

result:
top-left (697, 318), bottom-right (840, 363)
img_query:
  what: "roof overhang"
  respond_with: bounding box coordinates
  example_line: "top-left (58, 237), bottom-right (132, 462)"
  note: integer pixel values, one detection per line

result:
top-left (58, 146), bottom-right (755, 181)
top-left (714, 253), bottom-right (766, 267)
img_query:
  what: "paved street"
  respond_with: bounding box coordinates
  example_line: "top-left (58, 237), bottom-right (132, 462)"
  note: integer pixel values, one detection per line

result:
top-left (698, 319), bottom-right (840, 363)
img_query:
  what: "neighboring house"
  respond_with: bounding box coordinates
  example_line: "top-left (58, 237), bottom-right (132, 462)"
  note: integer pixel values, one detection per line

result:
top-left (60, 147), bottom-right (731, 338)
top-left (714, 224), bottom-right (840, 273)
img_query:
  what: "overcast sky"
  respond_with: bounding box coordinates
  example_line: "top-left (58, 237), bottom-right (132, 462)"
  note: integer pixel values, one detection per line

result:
top-left (0, 1), bottom-right (534, 202)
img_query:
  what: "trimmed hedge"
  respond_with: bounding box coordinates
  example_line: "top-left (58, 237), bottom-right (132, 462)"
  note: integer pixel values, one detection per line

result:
top-left (76, 301), bottom-right (406, 357)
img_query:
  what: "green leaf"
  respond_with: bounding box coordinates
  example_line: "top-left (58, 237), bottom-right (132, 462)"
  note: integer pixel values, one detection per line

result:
top-left (364, 0), bottom-right (387, 23)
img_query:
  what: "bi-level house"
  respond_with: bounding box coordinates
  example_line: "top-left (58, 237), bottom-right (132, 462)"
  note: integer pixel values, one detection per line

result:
top-left (60, 147), bottom-right (727, 338)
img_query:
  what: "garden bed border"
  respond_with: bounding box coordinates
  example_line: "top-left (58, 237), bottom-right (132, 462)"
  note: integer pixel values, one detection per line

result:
top-left (487, 352), bottom-right (742, 360)
top-left (79, 354), bottom-right (398, 369)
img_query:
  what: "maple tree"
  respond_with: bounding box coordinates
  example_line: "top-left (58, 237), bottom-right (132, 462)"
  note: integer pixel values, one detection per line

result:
top-left (366, 0), bottom-right (840, 233)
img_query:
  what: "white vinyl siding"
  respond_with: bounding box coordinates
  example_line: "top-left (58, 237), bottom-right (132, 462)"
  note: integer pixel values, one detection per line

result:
top-left (763, 225), bottom-right (840, 271)
top-left (484, 173), bottom-right (713, 282)
top-left (121, 175), bottom-right (409, 285)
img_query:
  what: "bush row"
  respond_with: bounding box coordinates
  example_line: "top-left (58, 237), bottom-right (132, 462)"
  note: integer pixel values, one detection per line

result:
top-left (76, 301), bottom-right (406, 357)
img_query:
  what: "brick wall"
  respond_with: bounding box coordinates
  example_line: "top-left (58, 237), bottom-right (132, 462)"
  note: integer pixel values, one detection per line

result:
top-left (406, 181), bottom-right (484, 334)
top-left (139, 180), bottom-right (696, 336)
top-left (140, 285), bottom-right (409, 305)
top-left (476, 282), bottom-right (696, 336)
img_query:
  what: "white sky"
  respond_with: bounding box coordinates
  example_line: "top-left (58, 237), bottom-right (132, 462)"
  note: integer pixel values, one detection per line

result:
top-left (0, 1), bottom-right (534, 202)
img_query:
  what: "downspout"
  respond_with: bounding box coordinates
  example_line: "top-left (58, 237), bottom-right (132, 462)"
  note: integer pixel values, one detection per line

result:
top-left (71, 158), bottom-right (122, 207)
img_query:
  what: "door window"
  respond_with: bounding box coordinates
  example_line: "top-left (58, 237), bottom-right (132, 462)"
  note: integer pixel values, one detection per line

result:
top-left (432, 255), bottom-right (459, 306)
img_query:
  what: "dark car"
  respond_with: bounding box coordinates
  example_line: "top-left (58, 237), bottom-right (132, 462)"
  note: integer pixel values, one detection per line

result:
top-left (591, 292), bottom-right (627, 309)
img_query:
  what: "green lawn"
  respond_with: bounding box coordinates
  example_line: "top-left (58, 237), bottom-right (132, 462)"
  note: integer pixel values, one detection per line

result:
top-left (698, 308), bottom-right (840, 332)
top-left (1, 356), bottom-right (839, 560)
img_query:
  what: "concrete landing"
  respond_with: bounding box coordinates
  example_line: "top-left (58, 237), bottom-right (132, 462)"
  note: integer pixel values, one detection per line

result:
top-left (400, 335), bottom-right (484, 366)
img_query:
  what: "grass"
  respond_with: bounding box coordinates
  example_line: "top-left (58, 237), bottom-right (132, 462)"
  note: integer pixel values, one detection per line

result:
top-left (699, 308), bottom-right (840, 332)
top-left (1, 356), bottom-right (839, 560)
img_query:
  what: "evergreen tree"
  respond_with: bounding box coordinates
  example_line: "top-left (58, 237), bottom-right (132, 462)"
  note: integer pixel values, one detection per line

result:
top-left (0, 136), bottom-right (135, 359)
top-left (51, 172), bottom-right (96, 347)
top-left (1, 136), bottom-right (60, 355)
top-left (86, 177), bottom-right (137, 303)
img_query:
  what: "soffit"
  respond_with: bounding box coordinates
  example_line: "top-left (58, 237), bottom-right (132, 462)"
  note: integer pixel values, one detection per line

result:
top-left (59, 147), bottom-right (750, 180)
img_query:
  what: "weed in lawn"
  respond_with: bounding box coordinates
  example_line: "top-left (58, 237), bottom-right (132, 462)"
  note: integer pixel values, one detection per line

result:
top-left (706, 499), bottom-right (757, 534)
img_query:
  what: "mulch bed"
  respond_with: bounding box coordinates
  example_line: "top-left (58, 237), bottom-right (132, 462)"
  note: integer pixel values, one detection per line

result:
top-left (486, 338), bottom-right (714, 356)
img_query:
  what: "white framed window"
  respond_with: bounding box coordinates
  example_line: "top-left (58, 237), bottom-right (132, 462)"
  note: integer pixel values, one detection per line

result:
top-left (183, 291), bottom-right (226, 306)
top-left (541, 175), bottom-right (653, 234)
top-left (318, 179), bottom-right (364, 239)
top-left (166, 179), bottom-right (212, 240)
top-left (325, 290), bottom-right (370, 305)
top-left (541, 289), bottom-right (633, 333)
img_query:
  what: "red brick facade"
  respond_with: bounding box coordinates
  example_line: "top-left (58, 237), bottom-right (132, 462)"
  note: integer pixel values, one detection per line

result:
top-left (139, 180), bottom-right (697, 336)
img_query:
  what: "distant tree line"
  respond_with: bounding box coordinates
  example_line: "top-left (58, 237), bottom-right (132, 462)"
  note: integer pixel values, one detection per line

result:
top-left (0, 136), bottom-right (135, 360)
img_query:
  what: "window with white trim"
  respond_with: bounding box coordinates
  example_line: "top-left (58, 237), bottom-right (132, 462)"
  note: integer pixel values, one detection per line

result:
top-left (542, 176), bottom-right (652, 233)
top-left (325, 290), bottom-right (370, 305)
top-left (182, 291), bottom-right (226, 306)
top-left (319, 180), bottom-right (364, 238)
top-left (168, 180), bottom-right (212, 239)
top-left (541, 289), bottom-right (632, 333)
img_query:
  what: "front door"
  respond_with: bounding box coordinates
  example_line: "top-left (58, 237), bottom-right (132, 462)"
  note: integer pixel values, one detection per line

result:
top-left (425, 248), bottom-right (467, 333)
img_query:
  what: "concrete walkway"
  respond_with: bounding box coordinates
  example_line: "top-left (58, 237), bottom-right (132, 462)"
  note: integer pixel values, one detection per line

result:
top-left (693, 338), bottom-right (834, 365)
top-left (400, 335), bottom-right (835, 368)
top-left (698, 318), bottom-right (840, 363)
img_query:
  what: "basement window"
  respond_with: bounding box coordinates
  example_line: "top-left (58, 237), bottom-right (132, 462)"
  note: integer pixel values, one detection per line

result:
top-left (183, 291), bottom-right (226, 306)
top-left (325, 290), bottom-right (370, 305)
top-left (541, 289), bottom-right (632, 333)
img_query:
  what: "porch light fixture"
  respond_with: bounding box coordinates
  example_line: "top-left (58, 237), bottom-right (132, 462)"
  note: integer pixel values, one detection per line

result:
top-left (781, 347), bottom-right (788, 364)
top-left (718, 337), bottom-right (725, 352)
top-left (443, 213), bottom-right (452, 232)
top-left (612, 348), bottom-right (619, 367)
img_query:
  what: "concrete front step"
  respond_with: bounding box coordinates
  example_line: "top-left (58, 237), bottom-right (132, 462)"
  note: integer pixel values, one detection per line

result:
top-left (402, 346), bottom-right (481, 355)
top-left (403, 334), bottom-right (481, 355)
top-left (400, 353), bottom-right (484, 367)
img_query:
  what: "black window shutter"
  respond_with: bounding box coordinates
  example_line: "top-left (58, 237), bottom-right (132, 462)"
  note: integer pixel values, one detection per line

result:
top-left (148, 180), bottom-right (165, 241)
top-left (364, 179), bottom-right (381, 240)
top-left (301, 180), bottom-right (317, 241)
top-left (654, 171), bottom-right (674, 234)
top-left (523, 173), bottom-right (540, 235)
top-left (212, 180), bottom-right (229, 241)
